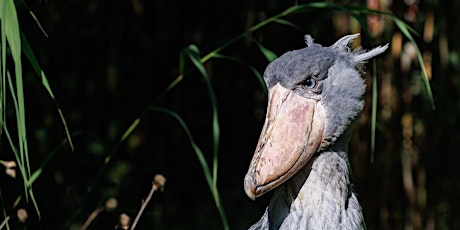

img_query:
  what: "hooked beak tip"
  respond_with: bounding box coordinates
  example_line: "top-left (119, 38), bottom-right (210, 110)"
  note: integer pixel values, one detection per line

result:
top-left (244, 174), bottom-right (257, 201)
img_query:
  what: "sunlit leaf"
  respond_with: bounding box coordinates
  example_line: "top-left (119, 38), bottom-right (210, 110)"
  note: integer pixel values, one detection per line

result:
top-left (1, 0), bottom-right (40, 217)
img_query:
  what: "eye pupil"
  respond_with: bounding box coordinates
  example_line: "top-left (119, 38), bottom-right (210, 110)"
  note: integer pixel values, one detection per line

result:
top-left (303, 76), bottom-right (316, 89)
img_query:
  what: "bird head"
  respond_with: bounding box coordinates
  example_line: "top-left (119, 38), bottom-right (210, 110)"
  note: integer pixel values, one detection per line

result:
top-left (244, 34), bottom-right (388, 200)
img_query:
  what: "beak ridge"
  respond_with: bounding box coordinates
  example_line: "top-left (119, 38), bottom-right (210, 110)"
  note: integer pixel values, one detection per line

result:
top-left (244, 83), bottom-right (324, 199)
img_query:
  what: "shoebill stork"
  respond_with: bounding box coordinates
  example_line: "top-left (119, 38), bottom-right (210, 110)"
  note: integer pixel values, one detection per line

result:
top-left (244, 34), bottom-right (387, 229)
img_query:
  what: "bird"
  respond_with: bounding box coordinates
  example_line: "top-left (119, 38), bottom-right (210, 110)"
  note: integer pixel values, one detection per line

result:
top-left (244, 34), bottom-right (388, 229)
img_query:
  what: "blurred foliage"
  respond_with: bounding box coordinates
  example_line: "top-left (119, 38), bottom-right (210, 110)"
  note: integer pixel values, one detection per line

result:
top-left (0, 0), bottom-right (459, 229)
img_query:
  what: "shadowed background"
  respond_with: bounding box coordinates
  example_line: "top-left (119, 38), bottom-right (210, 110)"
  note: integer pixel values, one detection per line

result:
top-left (1, 0), bottom-right (460, 229)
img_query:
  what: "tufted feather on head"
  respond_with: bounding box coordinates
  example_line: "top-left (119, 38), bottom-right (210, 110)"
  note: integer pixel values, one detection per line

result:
top-left (262, 33), bottom-right (388, 149)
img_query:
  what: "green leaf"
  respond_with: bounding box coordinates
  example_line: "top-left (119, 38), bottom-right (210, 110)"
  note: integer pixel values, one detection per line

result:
top-left (21, 32), bottom-right (74, 150)
top-left (1, 0), bottom-right (21, 62)
top-left (148, 106), bottom-right (229, 230)
top-left (392, 15), bottom-right (435, 109)
top-left (181, 45), bottom-right (228, 230)
top-left (213, 53), bottom-right (266, 94)
top-left (371, 60), bottom-right (377, 163)
top-left (1, 0), bottom-right (40, 217)
top-left (273, 18), bottom-right (302, 31)
top-left (253, 40), bottom-right (278, 62)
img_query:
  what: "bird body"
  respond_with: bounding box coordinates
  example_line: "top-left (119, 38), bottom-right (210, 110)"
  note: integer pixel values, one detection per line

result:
top-left (244, 34), bottom-right (387, 229)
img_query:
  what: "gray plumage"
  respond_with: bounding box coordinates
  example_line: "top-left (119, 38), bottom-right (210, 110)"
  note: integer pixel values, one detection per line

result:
top-left (244, 34), bottom-right (388, 230)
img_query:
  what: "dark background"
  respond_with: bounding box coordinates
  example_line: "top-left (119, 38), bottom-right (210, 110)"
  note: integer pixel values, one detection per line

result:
top-left (1, 0), bottom-right (459, 229)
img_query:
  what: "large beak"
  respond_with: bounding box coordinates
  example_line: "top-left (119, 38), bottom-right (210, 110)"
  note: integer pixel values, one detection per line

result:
top-left (244, 83), bottom-right (325, 200)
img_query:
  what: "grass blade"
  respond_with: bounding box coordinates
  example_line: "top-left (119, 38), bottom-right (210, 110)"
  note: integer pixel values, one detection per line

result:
top-left (0, 190), bottom-right (10, 230)
top-left (371, 60), bottom-right (377, 163)
top-left (253, 40), bottom-right (277, 62)
top-left (148, 106), bottom-right (229, 230)
top-left (12, 132), bottom-right (85, 210)
top-left (0, 2), bottom-right (6, 134)
top-left (391, 16), bottom-right (435, 109)
top-left (21, 31), bottom-right (74, 151)
top-left (213, 53), bottom-right (267, 94)
top-left (273, 18), bottom-right (302, 31)
top-left (1, 0), bottom-right (40, 217)
top-left (181, 45), bottom-right (228, 230)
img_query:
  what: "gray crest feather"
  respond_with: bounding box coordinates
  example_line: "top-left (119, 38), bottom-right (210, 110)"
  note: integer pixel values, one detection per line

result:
top-left (304, 33), bottom-right (388, 64)
top-left (331, 33), bottom-right (360, 51)
top-left (353, 44), bottom-right (389, 63)
top-left (330, 33), bottom-right (388, 64)
top-left (304, 34), bottom-right (314, 47)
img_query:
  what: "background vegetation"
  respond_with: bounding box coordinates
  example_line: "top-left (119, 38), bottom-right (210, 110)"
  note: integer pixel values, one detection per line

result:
top-left (1, 0), bottom-right (459, 229)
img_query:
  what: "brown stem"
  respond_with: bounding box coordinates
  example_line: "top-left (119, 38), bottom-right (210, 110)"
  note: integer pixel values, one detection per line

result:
top-left (81, 206), bottom-right (105, 230)
top-left (130, 185), bottom-right (157, 230)
top-left (0, 216), bottom-right (10, 229)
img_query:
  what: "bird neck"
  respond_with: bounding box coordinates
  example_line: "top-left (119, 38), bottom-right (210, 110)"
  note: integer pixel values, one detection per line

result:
top-left (263, 147), bottom-right (364, 229)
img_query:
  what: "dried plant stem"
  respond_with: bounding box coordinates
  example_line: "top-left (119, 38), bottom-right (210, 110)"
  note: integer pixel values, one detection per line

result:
top-left (81, 206), bottom-right (104, 230)
top-left (130, 175), bottom-right (165, 230)
top-left (0, 216), bottom-right (10, 229)
top-left (130, 185), bottom-right (157, 230)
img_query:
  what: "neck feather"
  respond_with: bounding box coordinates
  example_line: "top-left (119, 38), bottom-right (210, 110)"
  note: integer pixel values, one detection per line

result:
top-left (250, 149), bottom-right (364, 230)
